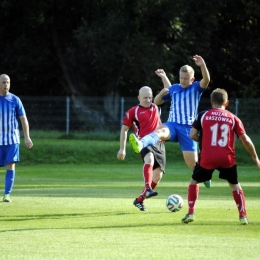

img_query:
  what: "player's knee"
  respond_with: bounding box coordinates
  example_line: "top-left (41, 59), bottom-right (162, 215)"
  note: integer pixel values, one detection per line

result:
top-left (155, 126), bottom-right (170, 139)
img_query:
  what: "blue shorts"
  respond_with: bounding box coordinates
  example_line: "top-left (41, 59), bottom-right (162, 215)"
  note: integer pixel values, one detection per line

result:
top-left (162, 122), bottom-right (197, 152)
top-left (0, 144), bottom-right (20, 167)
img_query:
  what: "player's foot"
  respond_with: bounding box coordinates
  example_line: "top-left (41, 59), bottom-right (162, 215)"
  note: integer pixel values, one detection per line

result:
top-left (181, 214), bottom-right (195, 224)
top-left (3, 194), bottom-right (11, 202)
top-left (145, 188), bottom-right (158, 199)
top-left (133, 199), bottom-right (147, 211)
top-left (239, 216), bottom-right (250, 225)
top-left (203, 180), bottom-right (211, 188)
top-left (129, 133), bottom-right (143, 153)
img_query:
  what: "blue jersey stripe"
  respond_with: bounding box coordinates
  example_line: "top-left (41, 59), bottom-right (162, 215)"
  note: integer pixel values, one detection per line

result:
top-left (163, 81), bottom-right (206, 125)
top-left (0, 93), bottom-right (25, 145)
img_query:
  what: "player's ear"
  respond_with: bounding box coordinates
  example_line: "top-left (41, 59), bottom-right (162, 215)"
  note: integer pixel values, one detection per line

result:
top-left (191, 77), bottom-right (195, 82)
top-left (224, 100), bottom-right (229, 107)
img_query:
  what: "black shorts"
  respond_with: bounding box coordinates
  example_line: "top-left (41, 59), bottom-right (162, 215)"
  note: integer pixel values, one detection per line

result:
top-left (140, 141), bottom-right (166, 173)
top-left (192, 163), bottom-right (238, 184)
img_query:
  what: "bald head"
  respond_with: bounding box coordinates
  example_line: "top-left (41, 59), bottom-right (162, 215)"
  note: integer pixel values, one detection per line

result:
top-left (139, 86), bottom-right (152, 95)
top-left (0, 74), bottom-right (10, 96)
top-left (138, 86), bottom-right (153, 107)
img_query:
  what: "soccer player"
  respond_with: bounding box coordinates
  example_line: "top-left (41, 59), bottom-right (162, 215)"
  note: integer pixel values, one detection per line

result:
top-left (129, 55), bottom-right (211, 188)
top-left (117, 86), bottom-right (165, 211)
top-left (181, 88), bottom-right (260, 225)
top-left (0, 74), bottom-right (33, 202)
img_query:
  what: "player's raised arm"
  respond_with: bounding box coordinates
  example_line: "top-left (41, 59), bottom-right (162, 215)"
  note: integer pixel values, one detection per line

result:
top-left (154, 88), bottom-right (169, 105)
top-left (155, 69), bottom-right (172, 88)
top-left (193, 55), bottom-right (210, 89)
top-left (154, 69), bottom-right (171, 105)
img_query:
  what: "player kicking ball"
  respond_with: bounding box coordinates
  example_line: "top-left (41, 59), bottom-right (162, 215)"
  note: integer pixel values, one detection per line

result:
top-left (117, 86), bottom-right (166, 211)
top-left (129, 55), bottom-right (211, 189)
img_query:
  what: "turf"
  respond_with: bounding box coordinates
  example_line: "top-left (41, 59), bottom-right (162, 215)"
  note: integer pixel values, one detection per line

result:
top-left (1, 163), bottom-right (260, 259)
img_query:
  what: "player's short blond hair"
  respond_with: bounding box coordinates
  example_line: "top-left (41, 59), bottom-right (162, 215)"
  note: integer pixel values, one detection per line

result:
top-left (179, 65), bottom-right (194, 78)
top-left (211, 88), bottom-right (228, 105)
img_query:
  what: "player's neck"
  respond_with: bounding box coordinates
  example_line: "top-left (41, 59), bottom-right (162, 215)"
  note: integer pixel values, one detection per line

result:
top-left (212, 106), bottom-right (225, 110)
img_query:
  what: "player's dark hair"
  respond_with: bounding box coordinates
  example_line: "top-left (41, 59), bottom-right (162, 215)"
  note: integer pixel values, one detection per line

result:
top-left (210, 88), bottom-right (228, 105)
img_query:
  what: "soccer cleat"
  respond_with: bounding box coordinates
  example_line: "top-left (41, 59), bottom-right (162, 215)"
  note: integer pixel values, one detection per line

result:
top-left (203, 180), bottom-right (211, 188)
top-left (133, 199), bottom-right (147, 211)
top-left (240, 216), bottom-right (250, 225)
top-left (129, 133), bottom-right (143, 153)
top-left (181, 214), bottom-right (195, 224)
top-left (3, 194), bottom-right (12, 203)
top-left (145, 188), bottom-right (158, 199)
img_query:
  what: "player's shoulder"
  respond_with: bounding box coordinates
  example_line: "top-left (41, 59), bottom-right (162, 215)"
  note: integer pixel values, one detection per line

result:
top-left (169, 83), bottom-right (181, 89)
top-left (151, 103), bottom-right (158, 109)
top-left (191, 81), bottom-right (202, 89)
top-left (4, 92), bottom-right (20, 101)
top-left (167, 84), bottom-right (183, 94)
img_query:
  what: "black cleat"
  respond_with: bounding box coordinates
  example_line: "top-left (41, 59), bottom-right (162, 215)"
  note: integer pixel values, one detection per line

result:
top-left (145, 188), bottom-right (158, 199)
top-left (133, 199), bottom-right (147, 211)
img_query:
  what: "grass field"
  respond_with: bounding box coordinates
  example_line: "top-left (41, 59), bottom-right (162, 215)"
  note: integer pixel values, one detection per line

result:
top-left (1, 163), bottom-right (260, 260)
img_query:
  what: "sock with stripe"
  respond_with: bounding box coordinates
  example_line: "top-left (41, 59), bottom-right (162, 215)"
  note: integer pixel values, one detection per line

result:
top-left (137, 164), bottom-right (153, 202)
top-left (187, 184), bottom-right (199, 214)
top-left (5, 170), bottom-right (15, 195)
top-left (232, 189), bottom-right (247, 217)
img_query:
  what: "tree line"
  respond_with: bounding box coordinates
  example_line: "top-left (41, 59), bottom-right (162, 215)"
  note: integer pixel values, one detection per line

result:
top-left (0, 0), bottom-right (260, 98)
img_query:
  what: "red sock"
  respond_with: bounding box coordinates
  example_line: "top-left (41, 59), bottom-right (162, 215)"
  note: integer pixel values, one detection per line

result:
top-left (137, 164), bottom-right (153, 201)
top-left (151, 181), bottom-right (157, 190)
top-left (232, 189), bottom-right (247, 217)
top-left (143, 164), bottom-right (153, 186)
top-left (187, 184), bottom-right (199, 214)
top-left (137, 195), bottom-right (144, 202)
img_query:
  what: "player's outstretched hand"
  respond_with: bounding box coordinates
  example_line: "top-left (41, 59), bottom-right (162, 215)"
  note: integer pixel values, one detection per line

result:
top-left (117, 149), bottom-right (126, 160)
top-left (155, 69), bottom-right (166, 78)
top-left (193, 55), bottom-right (205, 67)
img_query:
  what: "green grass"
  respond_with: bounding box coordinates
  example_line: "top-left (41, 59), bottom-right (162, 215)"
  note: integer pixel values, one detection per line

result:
top-left (1, 163), bottom-right (260, 260)
top-left (20, 132), bottom-right (260, 165)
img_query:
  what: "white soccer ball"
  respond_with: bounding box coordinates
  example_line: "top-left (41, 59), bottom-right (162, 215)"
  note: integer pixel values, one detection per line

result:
top-left (166, 194), bottom-right (184, 212)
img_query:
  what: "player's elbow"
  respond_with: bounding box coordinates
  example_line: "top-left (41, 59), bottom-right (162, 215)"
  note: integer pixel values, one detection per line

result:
top-left (190, 133), bottom-right (198, 141)
top-left (154, 98), bottom-right (164, 106)
top-left (189, 128), bottom-right (198, 140)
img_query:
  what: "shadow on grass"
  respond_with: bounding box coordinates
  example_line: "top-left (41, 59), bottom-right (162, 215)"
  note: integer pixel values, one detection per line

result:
top-left (0, 219), bottom-right (254, 233)
top-left (0, 211), bottom-right (133, 222)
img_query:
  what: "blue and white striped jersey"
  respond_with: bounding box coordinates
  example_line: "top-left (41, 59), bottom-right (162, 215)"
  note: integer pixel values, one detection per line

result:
top-left (0, 93), bottom-right (26, 145)
top-left (162, 81), bottom-right (206, 125)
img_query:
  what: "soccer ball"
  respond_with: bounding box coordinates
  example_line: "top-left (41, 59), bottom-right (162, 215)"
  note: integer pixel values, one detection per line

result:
top-left (166, 194), bottom-right (183, 212)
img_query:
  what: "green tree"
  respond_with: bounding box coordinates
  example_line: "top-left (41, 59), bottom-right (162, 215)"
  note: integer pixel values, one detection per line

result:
top-left (0, 0), bottom-right (260, 99)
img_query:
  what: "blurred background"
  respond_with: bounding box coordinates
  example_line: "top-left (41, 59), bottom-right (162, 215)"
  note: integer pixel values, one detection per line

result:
top-left (1, 0), bottom-right (260, 133)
